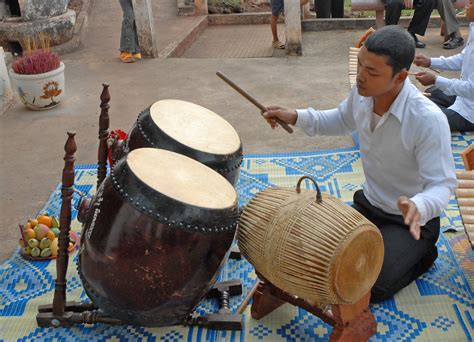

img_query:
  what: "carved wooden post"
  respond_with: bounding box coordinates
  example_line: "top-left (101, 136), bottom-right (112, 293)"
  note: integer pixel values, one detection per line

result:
top-left (52, 132), bottom-right (77, 316)
top-left (97, 84), bottom-right (110, 189)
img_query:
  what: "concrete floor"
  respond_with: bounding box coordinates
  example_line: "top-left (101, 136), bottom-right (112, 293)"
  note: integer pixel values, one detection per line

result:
top-left (0, 0), bottom-right (466, 262)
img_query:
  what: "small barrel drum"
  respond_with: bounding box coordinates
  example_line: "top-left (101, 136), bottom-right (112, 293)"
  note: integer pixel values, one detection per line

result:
top-left (114, 99), bottom-right (243, 185)
top-left (238, 177), bottom-right (384, 305)
top-left (79, 148), bottom-right (239, 326)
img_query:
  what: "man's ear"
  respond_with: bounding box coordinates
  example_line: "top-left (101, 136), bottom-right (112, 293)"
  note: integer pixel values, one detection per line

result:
top-left (395, 69), bottom-right (409, 84)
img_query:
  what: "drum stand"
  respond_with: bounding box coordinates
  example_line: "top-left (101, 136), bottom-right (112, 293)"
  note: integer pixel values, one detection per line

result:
top-left (36, 93), bottom-right (244, 330)
top-left (249, 275), bottom-right (376, 341)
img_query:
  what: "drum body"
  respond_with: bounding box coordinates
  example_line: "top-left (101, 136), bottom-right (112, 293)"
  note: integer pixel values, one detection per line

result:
top-left (116, 99), bottom-right (242, 185)
top-left (79, 149), bottom-right (239, 326)
top-left (238, 183), bottom-right (384, 305)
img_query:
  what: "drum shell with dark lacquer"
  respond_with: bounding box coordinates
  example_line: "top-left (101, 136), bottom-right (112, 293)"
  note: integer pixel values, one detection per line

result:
top-left (79, 150), bottom-right (238, 326)
top-left (116, 101), bottom-right (243, 186)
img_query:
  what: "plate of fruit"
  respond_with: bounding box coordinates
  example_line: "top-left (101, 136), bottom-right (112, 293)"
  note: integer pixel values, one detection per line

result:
top-left (19, 213), bottom-right (79, 260)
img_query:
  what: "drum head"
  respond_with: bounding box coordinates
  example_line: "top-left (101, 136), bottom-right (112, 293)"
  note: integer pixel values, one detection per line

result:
top-left (127, 148), bottom-right (237, 209)
top-left (333, 225), bottom-right (384, 303)
top-left (150, 100), bottom-right (241, 155)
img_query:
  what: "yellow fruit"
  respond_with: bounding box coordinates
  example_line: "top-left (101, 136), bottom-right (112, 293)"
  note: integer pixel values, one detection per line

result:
top-left (51, 217), bottom-right (60, 228)
top-left (24, 228), bottom-right (35, 240)
top-left (24, 222), bottom-right (32, 230)
top-left (50, 238), bottom-right (58, 257)
top-left (46, 230), bottom-right (55, 241)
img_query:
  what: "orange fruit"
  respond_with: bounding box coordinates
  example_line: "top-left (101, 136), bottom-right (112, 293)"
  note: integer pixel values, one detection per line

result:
top-left (24, 222), bottom-right (32, 230)
top-left (37, 215), bottom-right (52, 228)
top-left (46, 230), bottom-right (55, 241)
top-left (29, 218), bottom-right (38, 228)
top-left (24, 228), bottom-right (35, 240)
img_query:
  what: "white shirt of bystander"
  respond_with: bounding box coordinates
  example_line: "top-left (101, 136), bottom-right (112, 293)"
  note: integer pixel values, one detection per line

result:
top-left (295, 78), bottom-right (457, 226)
top-left (431, 23), bottom-right (474, 123)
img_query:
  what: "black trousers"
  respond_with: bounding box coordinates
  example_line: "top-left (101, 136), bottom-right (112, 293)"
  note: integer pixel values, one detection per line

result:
top-left (314, 0), bottom-right (344, 18)
top-left (382, 0), bottom-right (436, 36)
top-left (351, 190), bottom-right (439, 303)
top-left (426, 86), bottom-right (474, 132)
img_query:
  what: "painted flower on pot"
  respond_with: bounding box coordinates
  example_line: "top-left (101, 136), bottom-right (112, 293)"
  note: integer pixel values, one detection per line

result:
top-left (40, 81), bottom-right (62, 104)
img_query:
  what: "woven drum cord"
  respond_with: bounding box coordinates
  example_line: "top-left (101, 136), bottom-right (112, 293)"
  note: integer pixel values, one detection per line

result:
top-left (238, 187), bottom-right (377, 304)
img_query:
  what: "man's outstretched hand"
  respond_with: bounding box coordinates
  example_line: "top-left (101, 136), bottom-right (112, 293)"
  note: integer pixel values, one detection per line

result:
top-left (262, 106), bottom-right (298, 129)
top-left (397, 196), bottom-right (421, 240)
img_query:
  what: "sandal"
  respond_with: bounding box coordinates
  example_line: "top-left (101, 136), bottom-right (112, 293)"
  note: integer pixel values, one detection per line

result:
top-left (272, 41), bottom-right (285, 49)
top-left (120, 52), bottom-right (135, 63)
top-left (132, 53), bottom-right (142, 59)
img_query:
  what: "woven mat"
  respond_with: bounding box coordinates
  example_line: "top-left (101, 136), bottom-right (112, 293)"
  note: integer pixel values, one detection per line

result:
top-left (1, 133), bottom-right (473, 341)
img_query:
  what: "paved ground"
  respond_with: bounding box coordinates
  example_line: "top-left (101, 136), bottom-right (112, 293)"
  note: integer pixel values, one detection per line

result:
top-left (0, 0), bottom-right (466, 262)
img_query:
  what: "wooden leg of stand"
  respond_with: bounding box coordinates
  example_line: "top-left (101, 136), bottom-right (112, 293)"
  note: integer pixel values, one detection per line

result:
top-left (250, 279), bottom-right (286, 320)
top-left (330, 292), bottom-right (376, 341)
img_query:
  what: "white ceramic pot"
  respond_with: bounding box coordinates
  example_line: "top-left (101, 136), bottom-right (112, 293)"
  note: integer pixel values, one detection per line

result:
top-left (9, 62), bottom-right (65, 111)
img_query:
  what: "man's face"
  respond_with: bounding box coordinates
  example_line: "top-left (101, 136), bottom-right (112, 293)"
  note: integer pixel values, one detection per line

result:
top-left (467, 0), bottom-right (474, 22)
top-left (356, 46), bottom-right (405, 98)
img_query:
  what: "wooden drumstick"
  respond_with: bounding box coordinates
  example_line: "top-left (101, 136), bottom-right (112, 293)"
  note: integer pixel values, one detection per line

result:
top-left (237, 279), bottom-right (261, 314)
top-left (216, 71), bottom-right (294, 134)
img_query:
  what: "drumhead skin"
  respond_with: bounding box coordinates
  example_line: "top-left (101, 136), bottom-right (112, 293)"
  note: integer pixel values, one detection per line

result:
top-left (127, 148), bottom-right (236, 210)
top-left (150, 100), bottom-right (241, 156)
top-left (79, 148), bottom-right (238, 326)
top-left (122, 99), bottom-right (243, 185)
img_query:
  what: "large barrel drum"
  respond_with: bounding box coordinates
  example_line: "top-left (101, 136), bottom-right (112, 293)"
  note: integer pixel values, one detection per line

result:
top-left (114, 99), bottom-right (242, 185)
top-left (79, 148), bottom-right (239, 326)
top-left (238, 177), bottom-right (384, 305)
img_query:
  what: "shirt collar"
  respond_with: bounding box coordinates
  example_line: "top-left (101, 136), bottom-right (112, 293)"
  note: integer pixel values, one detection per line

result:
top-left (383, 78), bottom-right (412, 123)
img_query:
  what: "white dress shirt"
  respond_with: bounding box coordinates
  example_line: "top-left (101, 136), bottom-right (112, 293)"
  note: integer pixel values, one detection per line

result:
top-left (295, 79), bottom-right (457, 226)
top-left (431, 23), bottom-right (474, 123)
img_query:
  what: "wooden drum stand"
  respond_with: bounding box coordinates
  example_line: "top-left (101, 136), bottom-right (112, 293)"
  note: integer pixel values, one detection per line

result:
top-left (244, 275), bottom-right (376, 341)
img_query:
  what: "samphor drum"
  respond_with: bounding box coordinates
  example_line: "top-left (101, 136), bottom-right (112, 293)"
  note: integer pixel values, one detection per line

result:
top-left (79, 148), bottom-right (239, 326)
top-left (238, 176), bottom-right (384, 305)
top-left (117, 99), bottom-right (243, 185)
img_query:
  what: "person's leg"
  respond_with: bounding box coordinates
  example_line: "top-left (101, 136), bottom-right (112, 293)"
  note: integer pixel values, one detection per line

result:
top-left (442, 108), bottom-right (474, 132)
top-left (331, 0), bottom-right (345, 18)
top-left (119, 0), bottom-right (138, 62)
top-left (426, 85), bottom-right (456, 108)
top-left (438, 0), bottom-right (464, 49)
top-left (314, 0), bottom-right (331, 18)
top-left (352, 190), bottom-right (440, 303)
top-left (382, 0), bottom-right (403, 25)
top-left (270, 0), bottom-right (285, 48)
top-left (407, 0), bottom-right (437, 46)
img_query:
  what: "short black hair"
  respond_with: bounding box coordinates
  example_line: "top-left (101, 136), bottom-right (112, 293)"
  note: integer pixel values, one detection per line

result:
top-left (364, 25), bottom-right (415, 76)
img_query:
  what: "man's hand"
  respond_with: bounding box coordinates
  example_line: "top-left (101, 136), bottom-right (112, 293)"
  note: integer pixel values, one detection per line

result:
top-left (262, 106), bottom-right (298, 129)
top-left (413, 54), bottom-right (431, 68)
top-left (404, 0), bottom-right (413, 8)
top-left (397, 196), bottom-right (421, 240)
top-left (415, 71), bottom-right (436, 86)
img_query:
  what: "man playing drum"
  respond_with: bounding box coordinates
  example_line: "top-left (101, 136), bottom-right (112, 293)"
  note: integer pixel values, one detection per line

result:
top-left (262, 25), bottom-right (457, 303)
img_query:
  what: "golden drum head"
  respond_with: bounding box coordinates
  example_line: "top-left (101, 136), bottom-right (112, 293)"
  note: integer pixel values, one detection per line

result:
top-left (238, 184), bottom-right (384, 304)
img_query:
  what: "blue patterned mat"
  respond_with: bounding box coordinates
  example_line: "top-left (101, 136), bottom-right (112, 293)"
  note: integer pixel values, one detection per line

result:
top-left (1, 133), bottom-right (473, 341)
